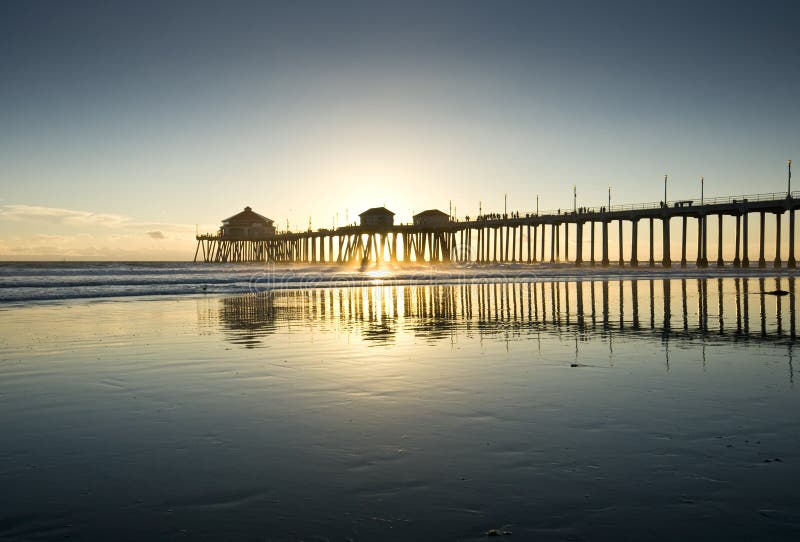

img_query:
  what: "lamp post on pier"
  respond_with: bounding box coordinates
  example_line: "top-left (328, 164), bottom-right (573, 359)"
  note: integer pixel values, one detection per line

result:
top-left (789, 160), bottom-right (793, 198)
top-left (608, 186), bottom-right (611, 211)
top-left (664, 174), bottom-right (668, 207)
top-left (573, 185), bottom-right (577, 213)
top-left (701, 176), bottom-right (704, 206)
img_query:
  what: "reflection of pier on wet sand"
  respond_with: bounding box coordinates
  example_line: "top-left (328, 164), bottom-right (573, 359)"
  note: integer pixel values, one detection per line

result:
top-left (201, 277), bottom-right (799, 360)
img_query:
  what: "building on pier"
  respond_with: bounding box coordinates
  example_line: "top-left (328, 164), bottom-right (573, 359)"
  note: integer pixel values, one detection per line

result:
top-left (413, 209), bottom-right (449, 228)
top-left (220, 206), bottom-right (276, 239)
top-left (359, 206), bottom-right (395, 228)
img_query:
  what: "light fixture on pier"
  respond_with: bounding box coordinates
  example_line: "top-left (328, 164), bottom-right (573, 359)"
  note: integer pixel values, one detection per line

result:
top-left (573, 185), bottom-right (577, 213)
top-left (701, 176), bottom-right (704, 206)
top-left (789, 160), bottom-right (793, 197)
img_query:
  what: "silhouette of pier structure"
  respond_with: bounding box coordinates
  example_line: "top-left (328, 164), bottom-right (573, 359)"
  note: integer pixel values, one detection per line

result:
top-left (195, 191), bottom-right (800, 268)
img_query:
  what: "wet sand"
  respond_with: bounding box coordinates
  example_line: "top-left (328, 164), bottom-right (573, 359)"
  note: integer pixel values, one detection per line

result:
top-left (1, 278), bottom-right (799, 540)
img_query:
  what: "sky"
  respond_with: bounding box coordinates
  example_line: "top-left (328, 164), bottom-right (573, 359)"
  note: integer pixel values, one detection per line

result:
top-left (1, 0), bottom-right (798, 260)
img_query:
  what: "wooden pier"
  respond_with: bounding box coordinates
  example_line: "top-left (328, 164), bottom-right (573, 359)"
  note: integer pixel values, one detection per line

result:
top-left (195, 191), bottom-right (800, 268)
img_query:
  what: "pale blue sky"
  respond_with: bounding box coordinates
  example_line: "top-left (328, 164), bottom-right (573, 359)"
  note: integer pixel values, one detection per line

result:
top-left (1, 1), bottom-right (798, 258)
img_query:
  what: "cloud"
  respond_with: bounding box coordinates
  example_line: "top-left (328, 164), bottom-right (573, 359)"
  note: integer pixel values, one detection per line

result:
top-left (137, 221), bottom-right (197, 233)
top-left (0, 204), bottom-right (128, 227)
top-left (0, 204), bottom-right (197, 234)
top-left (0, 204), bottom-right (201, 259)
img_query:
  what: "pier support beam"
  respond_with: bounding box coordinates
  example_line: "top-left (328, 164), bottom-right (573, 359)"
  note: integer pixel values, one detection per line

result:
top-left (510, 226), bottom-right (516, 262)
top-left (742, 214), bottom-right (750, 267)
top-left (662, 216), bottom-right (671, 267)
top-left (734, 215), bottom-right (741, 267)
top-left (575, 222), bottom-right (583, 265)
top-left (681, 216), bottom-right (687, 267)
top-left (696, 219), bottom-right (703, 266)
top-left (759, 212), bottom-right (766, 267)
top-left (648, 217), bottom-right (655, 267)
top-left (631, 219), bottom-right (639, 266)
top-left (697, 216), bottom-right (708, 267)
top-left (503, 226), bottom-right (509, 262)
top-left (540, 224), bottom-right (546, 262)
top-left (789, 209), bottom-right (796, 268)
top-left (618, 220), bottom-right (624, 267)
top-left (775, 212), bottom-right (782, 268)
top-left (701, 215), bottom-right (708, 267)
top-left (590, 221), bottom-right (596, 265)
top-left (717, 214), bottom-right (725, 267)
top-left (601, 221), bottom-right (609, 266)
top-left (527, 225), bottom-right (532, 263)
top-left (555, 224), bottom-right (560, 261)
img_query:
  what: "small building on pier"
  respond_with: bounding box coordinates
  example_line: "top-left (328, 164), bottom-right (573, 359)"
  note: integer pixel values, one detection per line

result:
top-left (413, 209), bottom-right (449, 228)
top-left (220, 206), bottom-right (276, 238)
top-left (359, 206), bottom-right (394, 228)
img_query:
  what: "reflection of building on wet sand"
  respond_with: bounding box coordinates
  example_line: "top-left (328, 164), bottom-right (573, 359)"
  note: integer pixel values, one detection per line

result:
top-left (199, 277), bottom-right (799, 359)
top-left (215, 293), bottom-right (278, 348)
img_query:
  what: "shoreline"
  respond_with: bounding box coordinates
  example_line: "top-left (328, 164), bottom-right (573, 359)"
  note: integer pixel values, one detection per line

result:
top-left (1, 264), bottom-right (798, 308)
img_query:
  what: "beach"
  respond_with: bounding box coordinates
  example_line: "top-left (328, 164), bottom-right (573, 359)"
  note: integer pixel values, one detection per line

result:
top-left (1, 265), bottom-right (799, 540)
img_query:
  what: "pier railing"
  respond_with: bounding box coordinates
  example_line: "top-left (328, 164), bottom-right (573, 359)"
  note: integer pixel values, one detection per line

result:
top-left (524, 190), bottom-right (800, 218)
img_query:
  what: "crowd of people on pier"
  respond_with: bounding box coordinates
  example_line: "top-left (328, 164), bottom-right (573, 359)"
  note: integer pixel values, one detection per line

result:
top-left (475, 211), bottom-right (527, 221)
top-left (472, 207), bottom-right (606, 222)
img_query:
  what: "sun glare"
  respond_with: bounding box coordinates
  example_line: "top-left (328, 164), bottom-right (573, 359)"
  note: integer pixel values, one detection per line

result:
top-left (366, 269), bottom-right (392, 279)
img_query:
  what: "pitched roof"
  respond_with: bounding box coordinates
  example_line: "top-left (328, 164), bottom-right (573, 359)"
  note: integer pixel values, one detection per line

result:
top-left (359, 206), bottom-right (395, 216)
top-left (413, 209), bottom-right (449, 218)
top-left (223, 206), bottom-right (273, 224)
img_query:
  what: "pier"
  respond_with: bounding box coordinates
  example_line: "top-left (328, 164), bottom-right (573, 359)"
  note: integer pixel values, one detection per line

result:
top-left (195, 191), bottom-right (800, 267)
